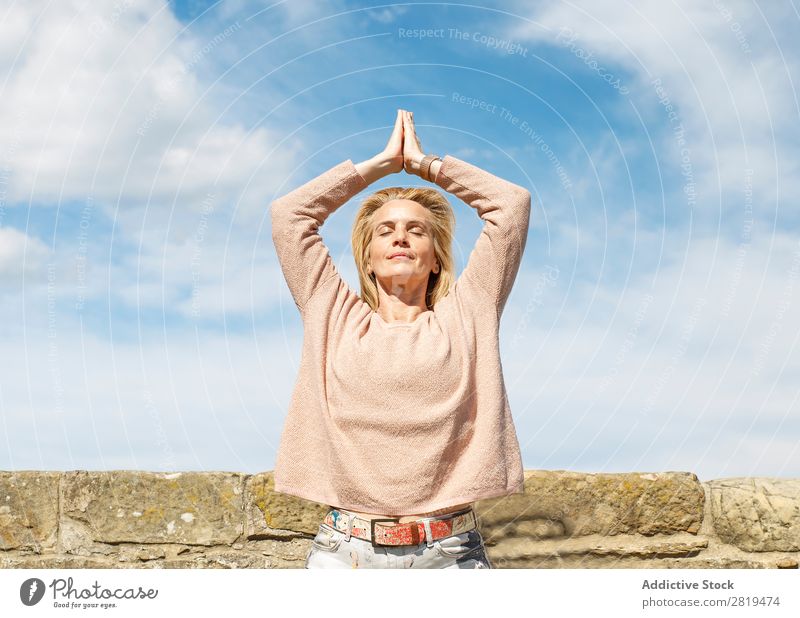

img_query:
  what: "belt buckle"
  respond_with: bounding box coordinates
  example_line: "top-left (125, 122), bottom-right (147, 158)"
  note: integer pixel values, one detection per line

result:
top-left (370, 518), bottom-right (400, 547)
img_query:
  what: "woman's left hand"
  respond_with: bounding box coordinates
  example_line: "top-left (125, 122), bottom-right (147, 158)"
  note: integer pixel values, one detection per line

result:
top-left (402, 111), bottom-right (426, 176)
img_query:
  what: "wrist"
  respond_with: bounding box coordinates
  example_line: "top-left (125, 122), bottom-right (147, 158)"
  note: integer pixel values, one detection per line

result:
top-left (355, 154), bottom-right (394, 184)
top-left (405, 153), bottom-right (425, 177)
top-left (418, 154), bottom-right (443, 182)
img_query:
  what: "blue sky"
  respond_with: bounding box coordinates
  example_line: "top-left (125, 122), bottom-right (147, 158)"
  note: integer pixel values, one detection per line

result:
top-left (1, 0), bottom-right (798, 480)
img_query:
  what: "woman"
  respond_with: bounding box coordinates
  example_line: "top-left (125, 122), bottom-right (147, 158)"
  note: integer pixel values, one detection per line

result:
top-left (270, 109), bottom-right (531, 568)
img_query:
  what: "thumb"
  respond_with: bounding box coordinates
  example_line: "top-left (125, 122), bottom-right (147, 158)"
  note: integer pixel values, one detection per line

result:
top-left (391, 109), bottom-right (404, 142)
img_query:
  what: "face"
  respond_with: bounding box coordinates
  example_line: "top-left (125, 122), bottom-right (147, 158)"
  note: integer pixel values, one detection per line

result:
top-left (367, 199), bottom-right (439, 290)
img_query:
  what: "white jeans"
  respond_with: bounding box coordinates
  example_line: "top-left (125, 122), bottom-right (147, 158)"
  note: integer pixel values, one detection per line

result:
top-left (304, 521), bottom-right (493, 569)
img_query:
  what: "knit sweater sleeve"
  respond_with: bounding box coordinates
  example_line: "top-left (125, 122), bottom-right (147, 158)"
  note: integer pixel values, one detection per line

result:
top-left (269, 160), bottom-right (368, 316)
top-left (432, 155), bottom-right (532, 316)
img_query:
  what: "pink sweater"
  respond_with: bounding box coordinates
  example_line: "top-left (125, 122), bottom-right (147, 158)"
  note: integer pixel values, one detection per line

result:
top-left (270, 154), bottom-right (531, 515)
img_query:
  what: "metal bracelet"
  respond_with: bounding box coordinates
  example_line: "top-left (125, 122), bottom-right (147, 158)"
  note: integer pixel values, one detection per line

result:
top-left (420, 154), bottom-right (441, 181)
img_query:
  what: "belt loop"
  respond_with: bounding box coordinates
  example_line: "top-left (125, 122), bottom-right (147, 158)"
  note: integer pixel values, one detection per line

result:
top-left (344, 511), bottom-right (353, 541)
top-left (421, 518), bottom-right (435, 548)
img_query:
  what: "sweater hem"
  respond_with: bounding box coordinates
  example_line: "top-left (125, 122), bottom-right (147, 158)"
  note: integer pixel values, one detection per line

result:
top-left (271, 481), bottom-right (525, 516)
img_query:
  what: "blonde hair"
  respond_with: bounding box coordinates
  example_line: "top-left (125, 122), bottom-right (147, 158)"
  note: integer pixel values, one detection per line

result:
top-left (352, 187), bottom-right (456, 311)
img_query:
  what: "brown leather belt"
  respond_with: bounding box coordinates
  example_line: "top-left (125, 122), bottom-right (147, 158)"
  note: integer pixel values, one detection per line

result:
top-left (323, 507), bottom-right (478, 547)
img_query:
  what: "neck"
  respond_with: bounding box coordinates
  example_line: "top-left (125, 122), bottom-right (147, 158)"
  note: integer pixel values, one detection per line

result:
top-left (377, 301), bottom-right (428, 323)
top-left (375, 279), bottom-right (429, 322)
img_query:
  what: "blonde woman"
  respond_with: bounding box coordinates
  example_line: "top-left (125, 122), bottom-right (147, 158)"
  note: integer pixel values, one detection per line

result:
top-left (270, 109), bottom-right (531, 568)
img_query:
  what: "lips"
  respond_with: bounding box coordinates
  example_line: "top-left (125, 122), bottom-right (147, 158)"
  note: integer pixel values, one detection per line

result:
top-left (388, 252), bottom-right (413, 259)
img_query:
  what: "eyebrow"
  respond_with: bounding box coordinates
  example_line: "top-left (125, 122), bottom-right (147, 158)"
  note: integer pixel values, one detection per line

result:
top-left (374, 219), bottom-right (429, 228)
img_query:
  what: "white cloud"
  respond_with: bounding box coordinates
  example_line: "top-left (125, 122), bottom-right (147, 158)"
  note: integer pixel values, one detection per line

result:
top-left (0, 323), bottom-right (302, 472)
top-left (107, 225), bottom-right (287, 319)
top-left (366, 6), bottom-right (409, 24)
top-left (502, 230), bottom-right (800, 478)
top-left (0, 0), bottom-right (304, 321)
top-left (0, 0), bottom-right (290, 215)
top-left (508, 0), bottom-right (800, 213)
top-left (0, 226), bottom-right (51, 284)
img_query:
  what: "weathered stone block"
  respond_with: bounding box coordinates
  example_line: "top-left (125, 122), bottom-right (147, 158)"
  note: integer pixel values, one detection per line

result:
top-left (476, 470), bottom-right (704, 544)
top-left (489, 531), bottom-right (709, 568)
top-left (61, 471), bottom-right (243, 546)
top-left (0, 471), bottom-right (60, 552)
top-left (708, 478), bottom-right (800, 552)
top-left (245, 472), bottom-right (328, 536)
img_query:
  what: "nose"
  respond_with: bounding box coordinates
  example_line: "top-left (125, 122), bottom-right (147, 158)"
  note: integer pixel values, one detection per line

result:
top-left (392, 228), bottom-right (410, 244)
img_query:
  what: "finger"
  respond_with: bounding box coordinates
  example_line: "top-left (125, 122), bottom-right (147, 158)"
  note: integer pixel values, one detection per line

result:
top-left (406, 111), bottom-right (417, 134)
top-left (407, 114), bottom-right (421, 146)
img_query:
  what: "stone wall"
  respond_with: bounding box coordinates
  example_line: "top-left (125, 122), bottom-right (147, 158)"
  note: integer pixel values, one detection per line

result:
top-left (1, 470), bottom-right (798, 569)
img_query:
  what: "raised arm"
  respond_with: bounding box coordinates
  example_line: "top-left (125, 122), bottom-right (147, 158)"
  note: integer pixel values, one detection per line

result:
top-left (270, 161), bottom-right (365, 315)
top-left (270, 110), bottom-right (405, 315)
top-left (402, 111), bottom-right (531, 317)
top-left (434, 156), bottom-right (531, 315)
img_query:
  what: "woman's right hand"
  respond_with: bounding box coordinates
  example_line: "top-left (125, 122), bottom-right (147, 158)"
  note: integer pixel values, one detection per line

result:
top-left (381, 108), bottom-right (405, 174)
top-left (355, 109), bottom-right (405, 184)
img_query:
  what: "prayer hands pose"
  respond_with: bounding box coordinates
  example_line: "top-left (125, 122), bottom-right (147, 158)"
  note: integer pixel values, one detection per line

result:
top-left (355, 109), bottom-right (439, 184)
